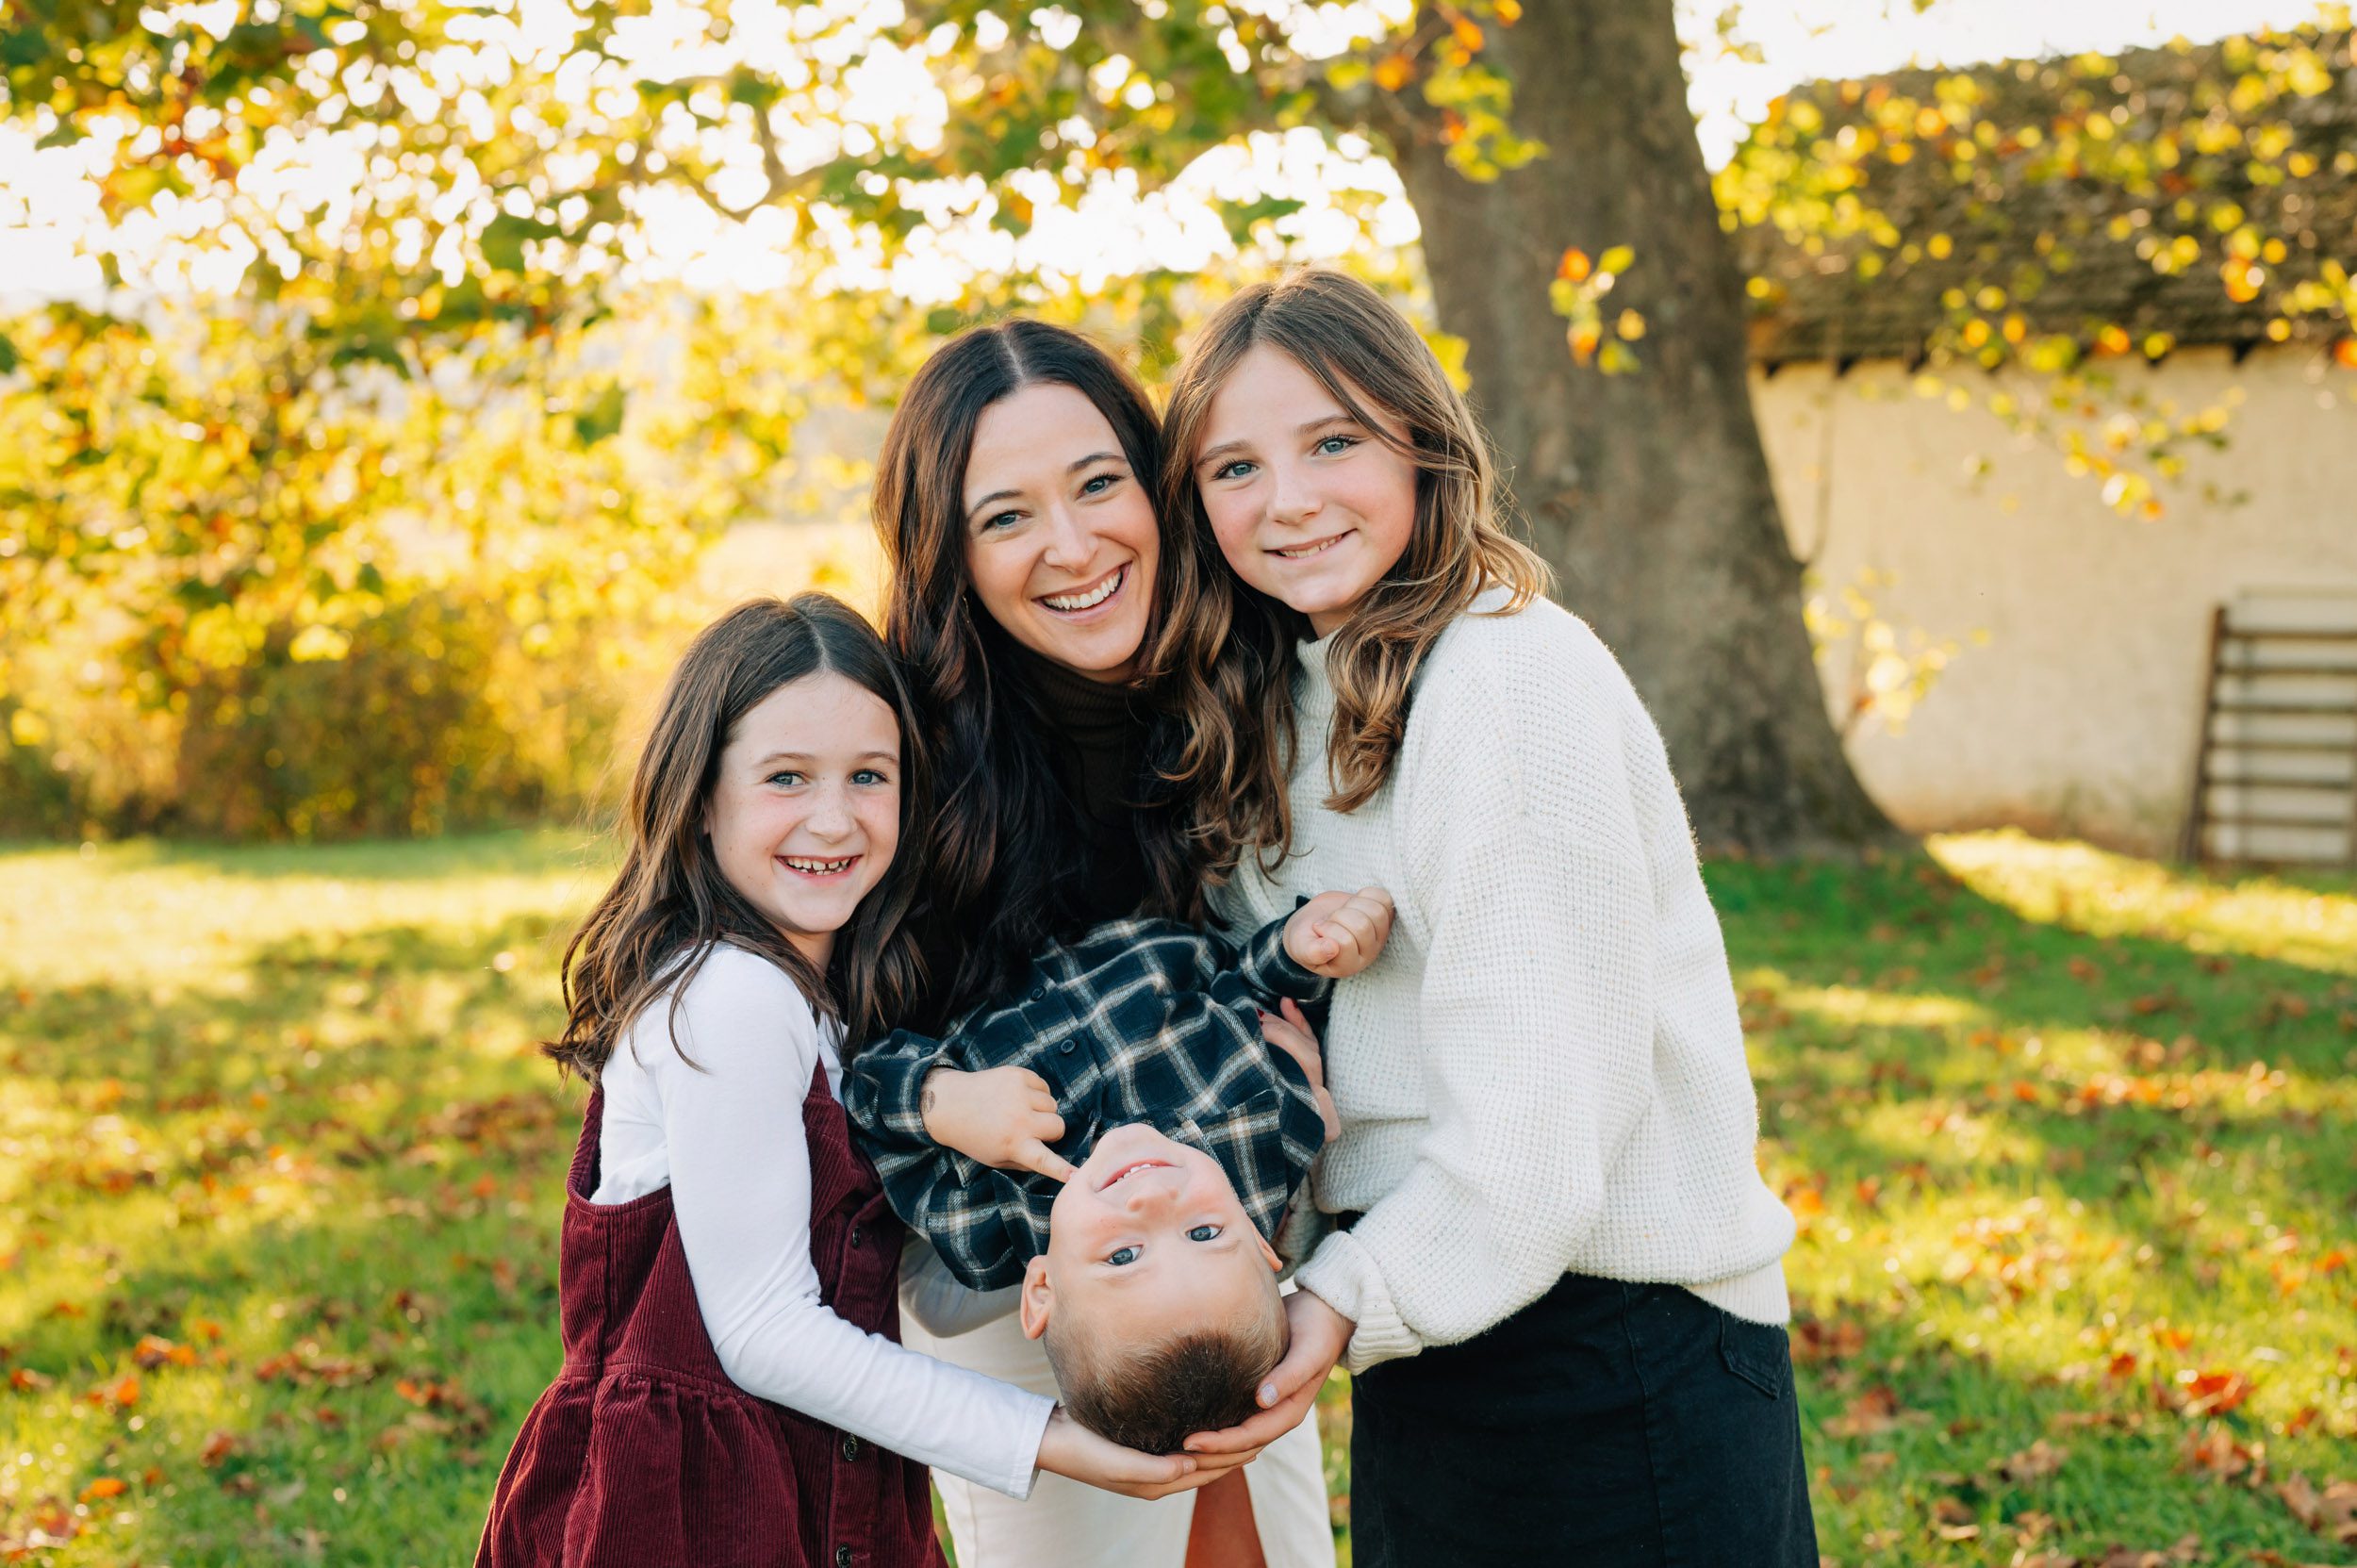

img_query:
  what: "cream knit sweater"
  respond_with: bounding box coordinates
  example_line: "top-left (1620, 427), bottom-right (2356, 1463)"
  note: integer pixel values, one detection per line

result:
top-left (1215, 591), bottom-right (1796, 1374)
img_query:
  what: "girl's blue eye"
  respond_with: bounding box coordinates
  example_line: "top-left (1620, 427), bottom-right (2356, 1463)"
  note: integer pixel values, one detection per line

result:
top-left (766, 771), bottom-right (803, 787)
top-left (1211, 458), bottom-right (1257, 482)
top-left (1186, 1224), bottom-right (1223, 1243)
top-left (1080, 471), bottom-right (1120, 496)
top-left (980, 510), bottom-right (1020, 534)
top-left (1315, 435), bottom-right (1359, 456)
top-left (1106, 1246), bottom-right (1140, 1267)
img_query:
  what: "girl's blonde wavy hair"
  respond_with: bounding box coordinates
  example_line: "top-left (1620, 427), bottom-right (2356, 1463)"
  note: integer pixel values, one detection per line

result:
top-left (1146, 269), bottom-right (1551, 876)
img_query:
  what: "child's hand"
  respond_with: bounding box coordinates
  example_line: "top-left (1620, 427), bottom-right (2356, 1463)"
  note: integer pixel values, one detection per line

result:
top-left (1283, 886), bottom-right (1394, 979)
top-left (920, 1065), bottom-right (1076, 1182)
top-left (1259, 999), bottom-right (1339, 1143)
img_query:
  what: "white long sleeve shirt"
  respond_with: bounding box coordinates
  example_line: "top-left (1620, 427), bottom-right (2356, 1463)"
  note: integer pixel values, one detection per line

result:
top-left (591, 943), bottom-right (1053, 1497)
top-left (1213, 591), bottom-right (1796, 1375)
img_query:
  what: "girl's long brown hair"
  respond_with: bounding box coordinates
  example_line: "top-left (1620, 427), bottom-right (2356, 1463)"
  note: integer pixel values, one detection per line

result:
top-left (874, 319), bottom-right (1208, 1028)
top-left (546, 594), bottom-right (930, 1079)
top-left (1151, 269), bottom-right (1552, 875)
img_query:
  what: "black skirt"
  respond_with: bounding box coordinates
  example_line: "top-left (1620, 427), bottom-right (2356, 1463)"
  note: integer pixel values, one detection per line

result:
top-left (1346, 1273), bottom-right (1819, 1567)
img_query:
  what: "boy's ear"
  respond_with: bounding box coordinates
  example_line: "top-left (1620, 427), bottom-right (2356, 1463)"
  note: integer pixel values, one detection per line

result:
top-left (1256, 1230), bottom-right (1282, 1273)
top-left (1017, 1255), bottom-right (1053, 1342)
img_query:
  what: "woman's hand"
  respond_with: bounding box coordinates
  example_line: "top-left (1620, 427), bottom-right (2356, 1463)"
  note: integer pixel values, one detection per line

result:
top-left (1182, 1289), bottom-right (1353, 1458)
top-left (1283, 886), bottom-right (1395, 979)
top-left (1033, 1406), bottom-right (1257, 1499)
top-left (919, 1065), bottom-right (1074, 1182)
top-left (1259, 999), bottom-right (1339, 1142)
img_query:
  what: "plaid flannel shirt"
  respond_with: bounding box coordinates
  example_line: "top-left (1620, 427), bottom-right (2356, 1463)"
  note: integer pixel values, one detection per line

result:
top-left (841, 911), bottom-right (1331, 1292)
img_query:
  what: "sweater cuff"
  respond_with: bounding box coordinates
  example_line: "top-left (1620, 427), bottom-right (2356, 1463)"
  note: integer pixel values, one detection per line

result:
top-left (845, 1030), bottom-right (949, 1150)
top-left (1295, 1230), bottom-right (1423, 1374)
top-left (1237, 909), bottom-right (1332, 1005)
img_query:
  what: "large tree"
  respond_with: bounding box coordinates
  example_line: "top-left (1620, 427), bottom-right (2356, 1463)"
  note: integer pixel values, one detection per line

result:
top-left (1382, 1), bottom-right (1890, 849)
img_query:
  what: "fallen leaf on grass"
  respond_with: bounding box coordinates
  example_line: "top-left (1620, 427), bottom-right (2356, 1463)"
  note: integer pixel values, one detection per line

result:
top-left (1825, 1384), bottom-right (1920, 1437)
top-left (2278, 1474), bottom-right (2357, 1545)
top-left (199, 1429), bottom-right (239, 1467)
top-left (2158, 1368), bottom-right (2251, 1417)
top-left (77, 1477), bottom-right (125, 1503)
top-left (1791, 1314), bottom-right (1866, 1364)
top-left (9, 1366), bottom-right (53, 1391)
top-left (2089, 1536), bottom-right (2202, 1567)
top-left (2179, 1422), bottom-right (2262, 1481)
top-left (133, 1334), bottom-right (197, 1369)
top-left (1993, 1440), bottom-right (2069, 1484)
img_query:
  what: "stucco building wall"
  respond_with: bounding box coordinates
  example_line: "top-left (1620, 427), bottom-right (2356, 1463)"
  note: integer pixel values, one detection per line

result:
top-left (1750, 343), bottom-right (2357, 857)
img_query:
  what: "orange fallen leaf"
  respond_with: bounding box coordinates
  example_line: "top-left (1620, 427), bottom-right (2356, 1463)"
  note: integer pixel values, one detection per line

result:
top-left (2167, 1367), bottom-right (2253, 1417)
top-left (1825, 1384), bottom-right (1911, 1438)
top-left (199, 1429), bottom-right (239, 1467)
top-left (78, 1477), bottom-right (126, 1502)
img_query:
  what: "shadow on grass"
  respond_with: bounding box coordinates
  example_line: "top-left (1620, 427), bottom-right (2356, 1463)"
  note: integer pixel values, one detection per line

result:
top-left (1, 912), bottom-right (588, 1566)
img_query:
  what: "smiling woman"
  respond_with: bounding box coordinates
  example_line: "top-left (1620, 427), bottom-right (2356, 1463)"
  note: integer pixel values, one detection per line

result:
top-left (870, 321), bottom-right (1339, 1568)
top-left (962, 381), bottom-right (1162, 685)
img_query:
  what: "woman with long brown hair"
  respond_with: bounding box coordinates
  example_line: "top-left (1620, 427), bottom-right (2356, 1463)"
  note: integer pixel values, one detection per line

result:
top-left (1161, 271), bottom-right (1818, 1565)
top-left (872, 321), bottom-right (1336, 1568)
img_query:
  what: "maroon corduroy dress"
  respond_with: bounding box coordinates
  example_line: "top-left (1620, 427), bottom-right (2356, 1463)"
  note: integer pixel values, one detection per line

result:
top-left (476, 1065), bottom-right (948, 1568)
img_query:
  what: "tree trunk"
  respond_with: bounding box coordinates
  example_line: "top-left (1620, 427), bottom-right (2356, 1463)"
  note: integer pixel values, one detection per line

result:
top-left (1390, 0), bottom-right (1897, 854)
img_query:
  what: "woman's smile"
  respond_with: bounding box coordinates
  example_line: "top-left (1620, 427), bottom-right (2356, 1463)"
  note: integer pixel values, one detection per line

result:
top-left (1038, 562), bottom-right (1129, 619)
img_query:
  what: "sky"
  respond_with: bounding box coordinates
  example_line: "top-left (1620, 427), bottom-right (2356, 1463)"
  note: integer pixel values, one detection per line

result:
top-left (0, 0), bottom-right (2337, 306)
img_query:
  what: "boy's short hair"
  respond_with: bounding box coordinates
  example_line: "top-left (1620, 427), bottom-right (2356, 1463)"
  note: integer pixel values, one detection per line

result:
top-left (1043, 1291), bottom-right (1288, 1456)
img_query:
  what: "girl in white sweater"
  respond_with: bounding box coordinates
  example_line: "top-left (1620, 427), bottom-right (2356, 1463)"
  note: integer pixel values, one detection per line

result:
top-left (1150, 271), bottom-right (1819, 1564)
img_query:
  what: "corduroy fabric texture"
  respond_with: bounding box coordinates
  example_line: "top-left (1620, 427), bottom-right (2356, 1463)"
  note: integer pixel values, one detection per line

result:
top-left (474, 1067), bottom-right (947, 1568)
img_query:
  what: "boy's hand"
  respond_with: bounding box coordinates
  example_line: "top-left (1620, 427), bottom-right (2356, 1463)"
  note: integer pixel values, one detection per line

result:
top-left (1258, 999), bottom-right (1339, 1142)
top-left (1283, 886), bottom-right (1394, 979)
top-left (920, 1065), bottom-right (1075, 1183)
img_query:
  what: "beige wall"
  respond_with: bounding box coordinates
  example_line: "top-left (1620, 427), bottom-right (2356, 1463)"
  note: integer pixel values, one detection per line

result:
top-left (1752, 343), bottom-right (2357, 859)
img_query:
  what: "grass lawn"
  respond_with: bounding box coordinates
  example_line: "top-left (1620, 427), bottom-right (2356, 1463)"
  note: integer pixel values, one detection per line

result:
top-left (1, 831), bottom-right (2352, 1566)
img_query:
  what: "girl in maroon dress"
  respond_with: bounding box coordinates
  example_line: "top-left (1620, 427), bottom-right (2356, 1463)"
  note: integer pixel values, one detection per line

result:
top-left (477, 594), bottom-right (1242, 1568)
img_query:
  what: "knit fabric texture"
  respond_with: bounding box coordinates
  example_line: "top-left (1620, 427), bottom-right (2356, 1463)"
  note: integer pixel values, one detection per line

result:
top-left (1214, 592), bottom-right (1797, 1374)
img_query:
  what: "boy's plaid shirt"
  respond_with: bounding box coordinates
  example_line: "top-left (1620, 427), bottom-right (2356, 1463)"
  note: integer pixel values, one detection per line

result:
top-left (841, 912), bottom-right (1332, 1291)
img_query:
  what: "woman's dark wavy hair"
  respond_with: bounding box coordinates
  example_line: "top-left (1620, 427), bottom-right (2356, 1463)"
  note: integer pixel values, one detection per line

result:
top-left (545, 593), bottom-right (931, 1078)
top-left (874, 320), bottom-right (1201, 1030)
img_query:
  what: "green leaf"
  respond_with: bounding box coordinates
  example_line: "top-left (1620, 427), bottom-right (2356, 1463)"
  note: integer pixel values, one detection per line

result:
top-left (0, 331), bottom-right (17, 375)
top-left (1216, 195), bottom-right (1306, 246)
top-left (571, 382), bottom-right (627, 446)
top-left (480, 213), bottom-right (562, 274)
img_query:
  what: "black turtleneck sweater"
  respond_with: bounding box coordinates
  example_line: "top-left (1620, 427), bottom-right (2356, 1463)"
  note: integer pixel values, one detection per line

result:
top-left (1010, 645), bottom-right (1154, 930)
